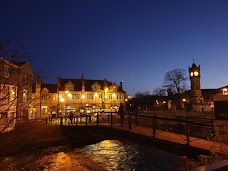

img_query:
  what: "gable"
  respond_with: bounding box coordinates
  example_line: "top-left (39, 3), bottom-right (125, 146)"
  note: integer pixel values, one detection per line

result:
top-left (65, 81), bottom-right (74, 91)
top-left (91, 82), bottom-right (101, 91)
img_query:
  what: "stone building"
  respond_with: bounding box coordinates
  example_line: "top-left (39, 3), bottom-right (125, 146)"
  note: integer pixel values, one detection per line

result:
top-left (181, 63), bottom-right (228, 112)
top-left (32, 75), bottom-right (126, 117)
top-left (0, 58), bottom-right (33, 132)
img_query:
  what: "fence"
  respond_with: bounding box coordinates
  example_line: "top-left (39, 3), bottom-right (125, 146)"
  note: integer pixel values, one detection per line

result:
top-left (46, 111), bottom-right (228, 146)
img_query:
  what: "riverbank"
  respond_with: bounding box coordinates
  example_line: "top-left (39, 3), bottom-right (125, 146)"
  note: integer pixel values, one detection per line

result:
top-left (0, 120), bottom-right (69, 156)
top-left (0, 119), bottom-right (109, 157)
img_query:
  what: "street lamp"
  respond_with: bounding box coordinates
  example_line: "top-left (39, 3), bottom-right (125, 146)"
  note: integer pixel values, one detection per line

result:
top-left (59, 96), bottom-right (64, 116)
top-left (112, 93), bottom-right (116, 112)
top-left (94, 92), bottom-right (98, 105)
top-left (103, 88), bottom-right (108, 110)
top-left (81, 93), bottom-right (85, 107)
top-left (65, 91), bottom-right (71, 114)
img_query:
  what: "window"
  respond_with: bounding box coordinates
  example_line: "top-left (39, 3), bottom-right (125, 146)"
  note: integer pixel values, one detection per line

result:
top-left (10, 86), bottom-right (16, 101)
top-left (87, 94), bottom-right (93, 99)
top-left (109, 94), bottom-right (112, 100)
top-left (99, 94), bottom-right (102, 99)
top-left (23, 89), bottom-right (28, 102)
top-left (4, 65), bottom-right (10, 78)
top-left (41, 93), bottom-right (48, 101)
top-left (53, 95), bottom-right (56, 101)
top-left (41, 106), bottom-right (48, 114)
top-left (72, 94), bottom-right (80, 99)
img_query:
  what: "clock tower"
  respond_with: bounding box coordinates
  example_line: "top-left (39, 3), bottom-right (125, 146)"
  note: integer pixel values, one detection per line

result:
top-left (189, 63), bottom-right (204, 104)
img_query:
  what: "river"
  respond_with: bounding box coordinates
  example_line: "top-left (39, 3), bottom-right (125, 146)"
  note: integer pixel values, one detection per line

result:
top-left (0, 139), bottom-right (180, 171)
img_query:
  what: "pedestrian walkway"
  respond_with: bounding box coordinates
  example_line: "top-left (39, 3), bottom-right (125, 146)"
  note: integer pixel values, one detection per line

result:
top-left (101, 122), bottom-right (228, 154)
top-left (46, 115), bottom-right (228, 154)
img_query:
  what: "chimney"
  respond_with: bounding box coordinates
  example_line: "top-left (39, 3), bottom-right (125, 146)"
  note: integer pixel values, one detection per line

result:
top-left (36, 75), bottom-right (42, 88)
top-left (120, 81), bottom-right (123, 89)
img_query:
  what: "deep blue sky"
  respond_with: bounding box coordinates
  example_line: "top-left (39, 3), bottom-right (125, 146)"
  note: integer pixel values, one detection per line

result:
top-left (1, 0), bottom-right (228, 96)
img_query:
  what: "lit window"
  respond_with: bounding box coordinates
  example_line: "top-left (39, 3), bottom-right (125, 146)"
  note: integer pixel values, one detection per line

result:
top-left (23, 89), bottom-right (28, 102)
top-left (41, 106), bottom-right (48, 114)
top-left (41, 93), bottom-right (48, 101)
top-left (87, 94), bottom-right (93, 99)
top-left (4, 65), bottom-right (10, 78)
top-left (10, 86), bottom-right (16, 101)
top-left (72, 94), bottom-right (80, 99)
top-left (53, 95), bottom-right (56, 101)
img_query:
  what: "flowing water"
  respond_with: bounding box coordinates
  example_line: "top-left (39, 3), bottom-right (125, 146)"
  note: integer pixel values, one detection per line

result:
top-left (0, 139), bottom-right (180, 171)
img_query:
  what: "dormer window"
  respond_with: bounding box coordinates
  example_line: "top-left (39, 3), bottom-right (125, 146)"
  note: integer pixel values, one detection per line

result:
top-left (4, 65), bottom-right (10, 78)
top-left (65, 81), bottom-right (74, 91)
top-left (92, 82), bottom-right (101, 91)
top-left (110, 84), bottom-right (117, 91)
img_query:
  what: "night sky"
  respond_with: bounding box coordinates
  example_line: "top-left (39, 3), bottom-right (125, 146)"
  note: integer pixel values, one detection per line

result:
top-left (1, 0), bottom-right (228, 96)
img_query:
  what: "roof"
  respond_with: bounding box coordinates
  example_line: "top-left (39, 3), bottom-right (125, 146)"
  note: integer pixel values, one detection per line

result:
top-left (32, 83), bottom-right (57, 93)
top-left (58, 78), bottom-right (125, 92)
top-left (201, 89), bottom-right (218, 95)
top-left (192, 63), bottom-right (197, 67)
top-left (10, 61), bottom-right (28, 66)
top-left (32, 77), bottom-right (126, 93)
top-left (42, 84), bottom-right (57, 93)
top-left (182, 89), bottom-right (219, 96)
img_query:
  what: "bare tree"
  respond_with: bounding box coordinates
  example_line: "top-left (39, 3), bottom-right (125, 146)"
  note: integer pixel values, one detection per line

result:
top-left (162, 69), bottom-right (188, 94)
top-left (153, 87), bottom-right (166, 96)
top-left (0, 40), bottom-right (32, 62)
top-left (135, 91), bottom-right (150, 98)
top-left (0, 41), bottom-right (35, 133)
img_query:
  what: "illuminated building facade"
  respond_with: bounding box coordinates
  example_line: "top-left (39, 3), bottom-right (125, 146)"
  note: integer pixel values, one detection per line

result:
top-left (32, 75), bottom-right (126, 116)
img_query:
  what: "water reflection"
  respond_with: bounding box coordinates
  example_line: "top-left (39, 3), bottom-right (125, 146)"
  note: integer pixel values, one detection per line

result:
top-left (80, 140), bottom-right (179, 171)
top-left (0, 140), bottom-right (179, 171)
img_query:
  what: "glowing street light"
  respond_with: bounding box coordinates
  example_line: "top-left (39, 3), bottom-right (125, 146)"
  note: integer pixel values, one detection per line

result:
top-left (94, 92), bottom-right (98, 104)
top-left (65, 91), bottom-right (72, 114)
top-left (60, 97), bottom-right (64, 102)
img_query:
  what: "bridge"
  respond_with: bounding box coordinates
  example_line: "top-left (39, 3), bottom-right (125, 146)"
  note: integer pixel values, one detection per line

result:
top-left (46, 112), bottom-right (228, 154)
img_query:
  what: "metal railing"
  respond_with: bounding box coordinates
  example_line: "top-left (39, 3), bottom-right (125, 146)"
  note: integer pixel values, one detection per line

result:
top-left (46, 111), bottom-right (228, 147)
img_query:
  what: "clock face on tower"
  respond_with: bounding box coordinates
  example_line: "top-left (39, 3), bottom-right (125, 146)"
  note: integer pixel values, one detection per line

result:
top-left (194, 71), bottom-right (199, 76)
top-left (190, 72), bottom-right (193, 77)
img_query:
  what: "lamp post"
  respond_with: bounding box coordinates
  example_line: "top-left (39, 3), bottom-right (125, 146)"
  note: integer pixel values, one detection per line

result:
top-left (94, 92), bottom-right (98, 105)
top-left (112, 93), bottom-right (116, 110)
top-left (104, 88), bottom-right (108, 110)
top-left (59, 96), bottom-right (64, 125)
top-left (65, 91), bottom-right (71, 114)
top-left (81, 93), bottom-right (85, 107)
top-left (59, 97), bottom-right (65, 114)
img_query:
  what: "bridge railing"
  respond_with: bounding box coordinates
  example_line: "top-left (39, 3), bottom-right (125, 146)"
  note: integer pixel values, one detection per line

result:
top-left (46, 111), bottom-right (120, 126)
top-left (46, 111), bottom-right (227, 146)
